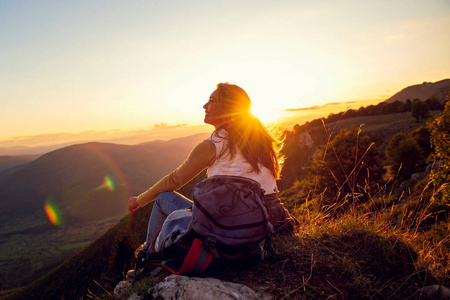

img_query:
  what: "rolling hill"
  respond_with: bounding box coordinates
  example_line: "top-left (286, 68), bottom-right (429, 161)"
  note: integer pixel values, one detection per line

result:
top-left (0, 133), bottom-right (209, 226)
top-left (0, 132), bottom-right (209, 291)
top-left (385, 78), bottom-right (450, 103)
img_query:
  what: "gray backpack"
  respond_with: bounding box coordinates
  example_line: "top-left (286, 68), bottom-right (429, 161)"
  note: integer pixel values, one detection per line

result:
top-left (146, 175), bottom-right (273, 275)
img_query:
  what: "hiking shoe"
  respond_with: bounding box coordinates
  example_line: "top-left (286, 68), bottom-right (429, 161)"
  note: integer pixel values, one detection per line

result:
top-left (126, 265), bottom-right (163, 282)
top-left (125, 269), bottom-right (136, 282)
top-left (126, 267), bottom-right (149, 282)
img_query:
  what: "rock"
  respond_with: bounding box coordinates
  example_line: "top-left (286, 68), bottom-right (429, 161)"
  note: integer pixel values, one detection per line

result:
top-left (415, 285), bottom-right (450, 300)
top-left (411, 173), bottom-right (421, 181)
top-left (426, 161), bottom-right (441, 172)
top-left (151, 275), bottom-right (272, 300)
top-left (127, 294), bottom-right (142, 300)
top-left (114, 279), bottom-right (133, 297)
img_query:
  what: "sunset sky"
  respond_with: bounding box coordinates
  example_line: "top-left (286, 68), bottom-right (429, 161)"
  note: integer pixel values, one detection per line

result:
top-left (1, 0), bottom-right (449, 150)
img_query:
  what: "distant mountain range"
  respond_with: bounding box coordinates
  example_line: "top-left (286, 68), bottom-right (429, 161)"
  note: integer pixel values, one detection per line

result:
top-left (385, 78), bottom-right (450, 103)
top-left (0, 133), bottom-right (209, 227)
top-left (0, 155), bottom-right (40, 173)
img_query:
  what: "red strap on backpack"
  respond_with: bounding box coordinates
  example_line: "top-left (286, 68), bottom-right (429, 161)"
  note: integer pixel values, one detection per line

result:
top-left (163, 238), bottom-right (214, 275)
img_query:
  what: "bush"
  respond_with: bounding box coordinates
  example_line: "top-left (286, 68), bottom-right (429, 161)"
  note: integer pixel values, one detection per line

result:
top-left (385, 132), bottom-right (427, 181)
top-left (302, 127), bottom-right (384, 209)
top-left (428, 101), bottom-right (450, 201)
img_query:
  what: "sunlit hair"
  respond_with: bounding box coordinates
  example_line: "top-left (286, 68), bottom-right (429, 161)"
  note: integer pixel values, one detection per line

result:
top-left (213, 82), bottom-right (283, 179)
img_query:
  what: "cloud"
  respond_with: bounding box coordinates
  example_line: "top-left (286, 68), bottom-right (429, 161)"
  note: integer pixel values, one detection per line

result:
top-left (153, 123), bottom-right (188, 130)
top-left (284, 105), bottom-right (322, 112)
top-left (284, 101), bottom-right (350, 112)
top-left (323, 102), bottom-right (343, 106)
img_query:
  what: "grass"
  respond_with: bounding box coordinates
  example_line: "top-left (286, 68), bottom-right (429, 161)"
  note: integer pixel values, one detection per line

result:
top-left (234, 211), bottom-right (434, 299)
top-left (109, 198), bottom-right (445, 300)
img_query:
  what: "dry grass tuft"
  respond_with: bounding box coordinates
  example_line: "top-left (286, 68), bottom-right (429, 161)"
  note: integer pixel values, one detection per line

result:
top-left (231, 208), bottom-right (436, 299)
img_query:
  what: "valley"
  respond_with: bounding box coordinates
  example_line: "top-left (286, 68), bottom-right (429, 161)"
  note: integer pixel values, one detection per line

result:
top-left (0, 133), bottom-right (209, 290)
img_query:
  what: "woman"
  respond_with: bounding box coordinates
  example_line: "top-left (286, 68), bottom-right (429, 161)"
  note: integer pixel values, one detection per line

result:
top-left (128, 82), bottom-right (294, 248)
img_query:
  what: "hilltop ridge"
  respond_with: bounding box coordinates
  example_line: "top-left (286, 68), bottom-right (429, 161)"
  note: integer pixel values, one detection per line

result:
top-left (385, 78), bottom-right (450, 103)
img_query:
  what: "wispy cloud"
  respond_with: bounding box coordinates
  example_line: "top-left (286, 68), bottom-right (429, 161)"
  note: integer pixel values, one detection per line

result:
top-left (153, 123), bottom-right (188, 130)
top-left (284, 101), bottom-right (351, 112)
top-left (284, 105), bottom-right (322, 112)
top-left (324, 102), bottom-right (344, 106)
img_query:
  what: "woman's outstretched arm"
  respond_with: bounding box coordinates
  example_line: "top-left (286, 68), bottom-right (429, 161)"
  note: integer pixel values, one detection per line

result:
top-left (129, 139), bottom-right (215, 210)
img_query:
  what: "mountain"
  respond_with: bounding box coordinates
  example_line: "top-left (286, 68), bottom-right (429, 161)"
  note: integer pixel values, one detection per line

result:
top-left (0, 133), bottom-right (209, 226)
top-left (385, 78), bottom-right (450, 103)
top-left (0, 132), bottom-right (209, 291)
top-left (0, 155), bottom-right (40, 173)
top-left (0, 144), bottom-right (66, 156)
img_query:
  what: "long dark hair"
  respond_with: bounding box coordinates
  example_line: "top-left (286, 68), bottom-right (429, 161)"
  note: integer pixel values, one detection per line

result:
top-left (213, 82), bottom-right (283, 179)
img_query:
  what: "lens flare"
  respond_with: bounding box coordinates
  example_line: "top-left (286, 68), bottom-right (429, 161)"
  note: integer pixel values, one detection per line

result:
top-left (44, 198), bottom-right (63, 226)
top-left (85, 143), bottom-right (131, 199)
top-left (94, 175), bottom-right (115, 192)
top-left (103, 175), bottom-right (115, 191)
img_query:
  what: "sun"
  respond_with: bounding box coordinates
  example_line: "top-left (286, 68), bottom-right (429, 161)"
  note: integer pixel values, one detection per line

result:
top-left (251, 102), bottom-right (283, 125)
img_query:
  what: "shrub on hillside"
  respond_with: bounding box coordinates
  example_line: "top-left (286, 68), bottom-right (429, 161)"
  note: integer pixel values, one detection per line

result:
top-left (412, 99), bottom-right (430, 122)
top-left (278, 128), bottom-right (316, 190)
top-left (411, 126), bottom-right (432, 157)
top-left (428, 101), bottom-right (450, 202)
top-left (300, 127), bottom-right (384, 210)
top-left (385, 130), bottom-right (429, 181)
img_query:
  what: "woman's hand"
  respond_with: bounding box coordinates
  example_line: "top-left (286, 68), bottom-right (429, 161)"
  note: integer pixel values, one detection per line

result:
top-left (128, 197), bottom-right (139, 212)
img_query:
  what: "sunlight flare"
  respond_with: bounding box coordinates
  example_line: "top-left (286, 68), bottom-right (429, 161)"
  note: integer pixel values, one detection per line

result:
top-left (252, 104), bottom-right (283, 125)
top-left (44, 198), bottom-right (63, 226)
top-left (94, 175), bottom-right (116, 192)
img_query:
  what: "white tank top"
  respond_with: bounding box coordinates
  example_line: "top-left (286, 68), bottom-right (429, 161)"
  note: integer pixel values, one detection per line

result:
top-left (206, 129), bottom-right (278, 194)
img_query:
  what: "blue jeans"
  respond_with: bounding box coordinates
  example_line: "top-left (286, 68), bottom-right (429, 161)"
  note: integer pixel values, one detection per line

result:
top-left (144, 191), bottom-right (193, 248)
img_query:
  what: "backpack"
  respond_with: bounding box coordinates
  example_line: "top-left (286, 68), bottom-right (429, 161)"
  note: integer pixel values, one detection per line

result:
top-left (134, 175), bottom-right (273, 277)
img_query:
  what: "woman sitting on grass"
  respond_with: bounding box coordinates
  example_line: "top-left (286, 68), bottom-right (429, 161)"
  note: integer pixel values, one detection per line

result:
top-left (128, 82), bottom-right (296, 249)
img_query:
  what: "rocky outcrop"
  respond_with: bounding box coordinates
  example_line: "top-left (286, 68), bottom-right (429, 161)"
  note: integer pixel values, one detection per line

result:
top-left (115, 275), bottom-right (272, 300)
top-left (414, 285), bottom-right (450, 300)
top-left (151, 275), bottom-right (272, 299)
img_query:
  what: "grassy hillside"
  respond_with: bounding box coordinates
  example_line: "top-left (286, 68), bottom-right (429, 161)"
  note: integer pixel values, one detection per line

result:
top-left (278, 110), bottom-right (441, 190)
top-left (322, 111), bottom-right (441, 151)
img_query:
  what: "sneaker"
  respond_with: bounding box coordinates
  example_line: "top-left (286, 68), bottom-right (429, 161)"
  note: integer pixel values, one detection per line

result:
top-left (125, 269), bottom-right (136, 282)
